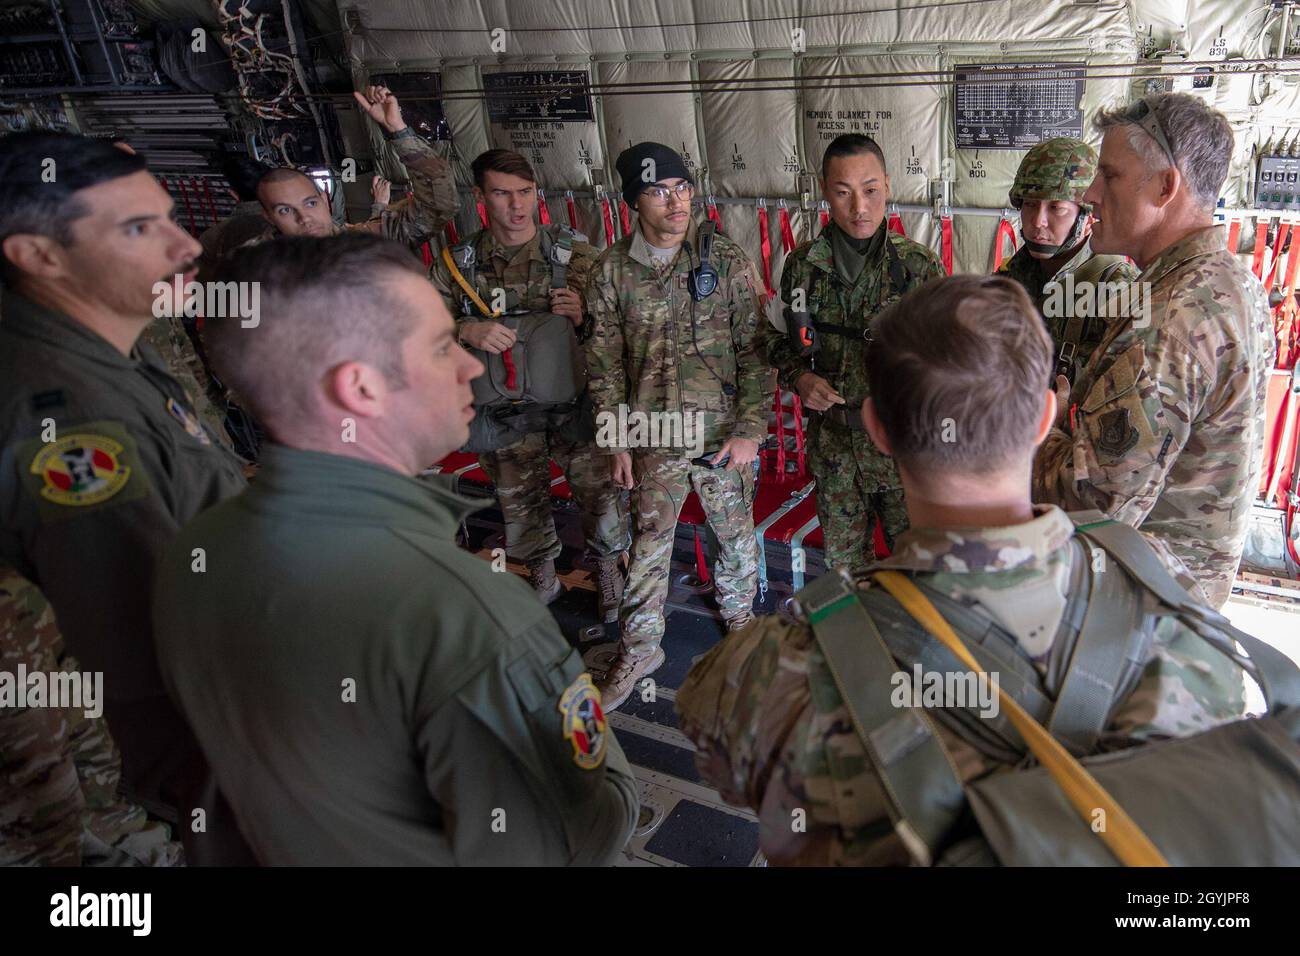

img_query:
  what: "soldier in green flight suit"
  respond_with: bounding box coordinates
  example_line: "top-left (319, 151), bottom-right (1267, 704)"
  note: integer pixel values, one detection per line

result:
top-left (0, 130), bottom-right (250, 863)
top-left (154, 234), bottom-right (638, 864)
top-left (759, 134), bottom-right (945, 574)
top-left (997, 137), bottom-right (1138, 383)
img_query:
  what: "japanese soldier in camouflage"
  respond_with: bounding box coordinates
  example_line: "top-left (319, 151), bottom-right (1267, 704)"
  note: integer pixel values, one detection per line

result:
top-left (998, 137), bottom-right (1138, 382)
top-left (677, 275), bottom-right (1251, 865)
top-left (584, 142), bottom-right (773, 710)
top-left (430, 149), bottom-right (629, 621)
top-left (1033, 95), bottom-right (1274, 608)
top-left (759, 134), bottom-right (945, 575)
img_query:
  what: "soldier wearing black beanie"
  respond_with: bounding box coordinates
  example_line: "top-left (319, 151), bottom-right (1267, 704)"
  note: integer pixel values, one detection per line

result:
top-left (615, 141), bottom-right (694, 209)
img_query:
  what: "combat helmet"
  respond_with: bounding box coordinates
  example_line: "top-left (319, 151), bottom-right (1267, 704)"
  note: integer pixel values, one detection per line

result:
top-left (1008, 137), bottom-right (1097, 256)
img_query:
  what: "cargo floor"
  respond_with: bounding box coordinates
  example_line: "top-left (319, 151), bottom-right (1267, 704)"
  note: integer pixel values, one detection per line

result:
top-left (457, 491), bottom-right (821, 866)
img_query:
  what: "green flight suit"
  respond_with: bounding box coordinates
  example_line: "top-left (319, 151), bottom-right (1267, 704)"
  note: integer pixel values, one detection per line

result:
top-left (0, 291), bottom-right (247, 843)
top-left (152, 445), bottom-right (640, 865)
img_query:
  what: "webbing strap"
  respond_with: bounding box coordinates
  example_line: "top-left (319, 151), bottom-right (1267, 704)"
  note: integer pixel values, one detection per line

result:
top-left (859, 572), bottom-right (1093, 766)
top-left (1046, 538), bottom-right (1151, 756)
top-left (801, 571), bottom-right (967, 863)
top-left (1070, 513), bottom-right (1300, 712)
top-left (441, 246), bottom-right (499, 318)
top-left (875, 569), bottom-right (1169, 868)
top-left (1054, 256), bottom-right (1127, 373)
top-left (540, 227), bottom-right (572, 290)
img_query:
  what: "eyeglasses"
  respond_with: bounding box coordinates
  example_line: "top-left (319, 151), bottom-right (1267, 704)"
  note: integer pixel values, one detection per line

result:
top-left (1133, 97), bottom-right (1178, 168)
top-left (641, 181), bottom-right (695, 204)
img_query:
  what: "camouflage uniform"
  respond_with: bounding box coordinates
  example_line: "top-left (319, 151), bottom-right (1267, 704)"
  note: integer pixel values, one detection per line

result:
top-left (138, 318), bottom-right (230, 450)
top-left (760, 222), bottom-right (944, 573)
top-left (242, 132), bottom-right (458, 250)
top-left (430, 224), bottom-right (628, 565)
top-left (675, 505), bottom-right (1249, 866)
top-left (997, 240), bottom-right (1139, 380)
top-left (1033, 226), bottom-right (1275, 608)
top-left (998, 137), bottom-right (1139, 381)
top-left (585, 218), bottom-right (772, 651)
top-left (1, 565), bottom-right (182, 866)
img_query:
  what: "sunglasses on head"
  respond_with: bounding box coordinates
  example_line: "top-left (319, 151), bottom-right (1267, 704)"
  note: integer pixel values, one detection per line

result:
top-left (1133, 97), bottom-right (1177, 167)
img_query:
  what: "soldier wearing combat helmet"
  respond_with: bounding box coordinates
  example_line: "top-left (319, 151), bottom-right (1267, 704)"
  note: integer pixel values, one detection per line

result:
top-left (999, 137), bottom-right (1138, 382)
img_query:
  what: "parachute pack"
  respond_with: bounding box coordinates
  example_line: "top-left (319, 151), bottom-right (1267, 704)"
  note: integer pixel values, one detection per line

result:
top-left (442, 227), bottom-right (591, 453)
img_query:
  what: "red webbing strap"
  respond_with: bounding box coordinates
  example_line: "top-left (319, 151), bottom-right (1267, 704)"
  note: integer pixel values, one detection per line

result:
top-left (537, 188), bottom-right (551, 224)
top-left (757, 203), bottom-right (775, 296)
top-left (778, 203), bottom-right (797, 253)
top-left (941, 214), bottom-right (954, 275)
top-left (502, 350), bottom-right (518, 390)
top-left (993, 217), bottom-right (1017, 270)
top-left (706, 197), bottom-right (724, 234)
top-left (598, 194), bottom-right (615, 246)
top-left (199, 176), bottom-right (220, 226)
top-left (1252, 220), bottom-right (1270, 279)
top-left (693, 526), bottom-right (712, 584)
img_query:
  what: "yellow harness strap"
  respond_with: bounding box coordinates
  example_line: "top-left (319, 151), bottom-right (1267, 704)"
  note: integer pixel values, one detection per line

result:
top-left (441, 245), bottom-right (500, 318)
top-left (874, 569), bottom-right (1169, 868)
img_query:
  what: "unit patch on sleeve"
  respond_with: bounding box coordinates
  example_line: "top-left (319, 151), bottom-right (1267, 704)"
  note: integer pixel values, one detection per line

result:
top-left (17, 421), bottom-right (151, 521)
top-left (557, 672), bottom-right (608, 770)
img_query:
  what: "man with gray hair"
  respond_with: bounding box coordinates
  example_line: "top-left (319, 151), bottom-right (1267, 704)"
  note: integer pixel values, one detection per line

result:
top-left (152, 233), bottom-right (639, 864)
top-left (1033, 93), bottom-right (1274, 608)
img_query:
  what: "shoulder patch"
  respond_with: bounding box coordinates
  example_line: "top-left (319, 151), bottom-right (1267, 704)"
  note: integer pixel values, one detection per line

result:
top-left (558, 672), bottom-right (608, 769)
top-left (17, 421), bottom-right (151, 521)
top-left (165, 398), bottom-right (212, 445)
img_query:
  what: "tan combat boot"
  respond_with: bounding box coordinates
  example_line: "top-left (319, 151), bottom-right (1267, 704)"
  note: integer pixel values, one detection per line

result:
top-left (527, 557), bottom-right (562, 605)
top-left (594, 555), bottom-right (625, 624)
top-left (594, 644), bottom-right (666, 712)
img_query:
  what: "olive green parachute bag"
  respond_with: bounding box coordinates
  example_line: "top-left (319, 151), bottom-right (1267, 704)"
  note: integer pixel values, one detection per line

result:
top-left (802, 513), bottom-right (1300, 866)
top-left (440, 240), bottom-right (591, 454)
